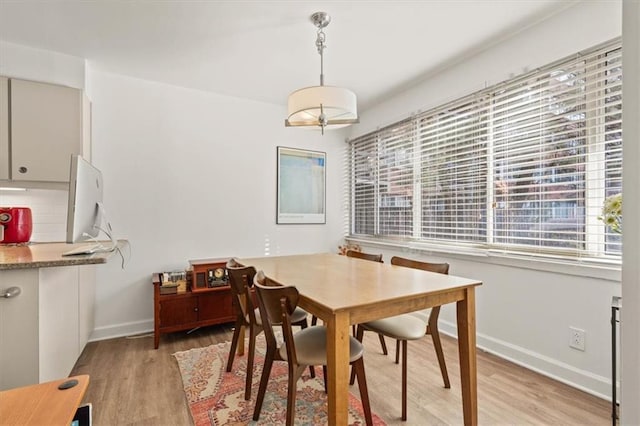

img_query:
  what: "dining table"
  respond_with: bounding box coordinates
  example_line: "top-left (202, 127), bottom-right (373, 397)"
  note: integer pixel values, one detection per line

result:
top-left (238, 252), bottom-right (482, 425)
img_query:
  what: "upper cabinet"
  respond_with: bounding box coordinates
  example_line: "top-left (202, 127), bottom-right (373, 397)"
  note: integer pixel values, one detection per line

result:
top-left (0, 77), bottom-right (90, 186)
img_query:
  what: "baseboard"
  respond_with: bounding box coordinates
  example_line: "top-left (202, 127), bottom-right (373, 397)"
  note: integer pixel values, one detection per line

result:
top-left (89, 319), bottom-right (154, 342)
top-left (438, 319), bottom-right (612, 401)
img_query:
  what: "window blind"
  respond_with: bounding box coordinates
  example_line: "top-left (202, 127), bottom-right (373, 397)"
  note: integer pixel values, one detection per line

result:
top-left (347, 39), bottom-right (622, 260)
top-left (349, 118), bottom-right (415, 238)
top-left (418, 97), bottom-right (489, 244)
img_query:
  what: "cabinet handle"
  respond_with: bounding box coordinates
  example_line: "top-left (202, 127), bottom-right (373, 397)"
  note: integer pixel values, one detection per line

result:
top-left (2, 287), bottom-right (21, 298)
top-left (194, 307), bottom-right (198, 312)
top-left (18, 166), bottom-right (28, 174)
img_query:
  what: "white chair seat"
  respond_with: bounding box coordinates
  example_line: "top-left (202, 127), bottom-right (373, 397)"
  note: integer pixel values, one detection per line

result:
top-left (362, 314), bottom-right (425, 341)
top-left (278, 326), bottom-right (365, 366)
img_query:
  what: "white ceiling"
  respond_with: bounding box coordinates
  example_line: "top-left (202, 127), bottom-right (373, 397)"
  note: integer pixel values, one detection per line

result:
top-left (0, 1), bottom-right (576, 111)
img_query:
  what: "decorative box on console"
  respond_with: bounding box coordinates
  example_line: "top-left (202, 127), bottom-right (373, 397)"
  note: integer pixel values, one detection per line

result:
top-left (158, 271), bottom-right (187, 295)
top-left (189, 258), bottom-right (230, 292)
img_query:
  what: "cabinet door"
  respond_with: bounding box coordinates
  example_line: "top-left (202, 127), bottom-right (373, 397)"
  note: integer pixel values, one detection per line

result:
top-left (39, 267), bottom-right (80, 383)
top-left (159, 296), bottom-right (198, 328)
top-left (10, 79), bottom-right (83, 182)
top-left (0, 77), bottom-right (8, 180)
top-left (78, 265), bottom-right (96, 350)
top-left (198, 290), bottom-right (234, 323)
top-left (0, 269), bottom-right (39, 390)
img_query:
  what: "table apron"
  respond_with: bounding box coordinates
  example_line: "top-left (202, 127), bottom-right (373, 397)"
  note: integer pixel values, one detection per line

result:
top-left (301, 287), bottom-right (467, 325)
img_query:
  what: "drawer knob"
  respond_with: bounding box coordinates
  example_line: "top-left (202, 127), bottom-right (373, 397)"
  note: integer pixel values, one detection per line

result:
top-left (18, 166), bottom-right (28, 174)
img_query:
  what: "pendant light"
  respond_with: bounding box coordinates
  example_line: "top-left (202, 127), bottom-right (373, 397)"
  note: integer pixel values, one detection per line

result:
top-left (285, 12), bottom-right (358, 135)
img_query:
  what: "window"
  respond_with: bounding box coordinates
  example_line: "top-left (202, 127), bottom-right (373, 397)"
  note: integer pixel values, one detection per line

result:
top-left (347, 39), bottom-right (622, 260)
top-left (419, 97), bottom-right (488, 243)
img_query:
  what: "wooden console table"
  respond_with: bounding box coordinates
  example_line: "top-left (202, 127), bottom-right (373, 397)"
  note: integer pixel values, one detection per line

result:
top-left (0, 374), bottom-right (89, 425)
top-left (152, 259), bottom-right (235, 348)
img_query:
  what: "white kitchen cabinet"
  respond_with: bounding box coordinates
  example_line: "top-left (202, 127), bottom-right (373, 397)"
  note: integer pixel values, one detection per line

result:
top-left (0, 77), bottom-right (90, 185)
top-left (0, 268), bottom-right (39, 389)
top-left (0, 265), bottom-right (95, 390)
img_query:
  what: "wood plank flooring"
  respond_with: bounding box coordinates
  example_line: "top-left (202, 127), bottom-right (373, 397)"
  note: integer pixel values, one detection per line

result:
top-left (70, 323), bottom-right (610, 425)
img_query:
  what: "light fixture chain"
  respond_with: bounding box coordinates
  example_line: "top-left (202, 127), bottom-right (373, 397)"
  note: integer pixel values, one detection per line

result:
top-left (316, 28), bottom-right (326, 86)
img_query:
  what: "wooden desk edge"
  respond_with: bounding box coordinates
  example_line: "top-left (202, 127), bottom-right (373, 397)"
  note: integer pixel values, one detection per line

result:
top-left (0, 375), bottom-right (90, 426)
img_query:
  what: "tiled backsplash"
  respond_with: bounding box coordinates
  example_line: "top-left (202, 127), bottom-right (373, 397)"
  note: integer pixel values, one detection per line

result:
top-left (0, 189), bottom-right (68, 242)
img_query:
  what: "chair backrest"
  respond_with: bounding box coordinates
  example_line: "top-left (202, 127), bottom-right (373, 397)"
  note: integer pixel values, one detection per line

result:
top-left (253, 270), bottom-right (300, 365)
top-left (346, 250), bottom-right (383, 263)
top-left (390, 256), bottom-right (449, 275)
top-left (226, 258), bottom-right (258, 322)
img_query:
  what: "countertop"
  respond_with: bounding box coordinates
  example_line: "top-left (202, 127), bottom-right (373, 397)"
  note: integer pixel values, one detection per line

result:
top-left (0, 240), bottom-right (127, 270)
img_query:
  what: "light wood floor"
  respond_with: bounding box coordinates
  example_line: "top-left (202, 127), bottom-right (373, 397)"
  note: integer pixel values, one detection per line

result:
top-left (71, 323), bottom-right (610, 425)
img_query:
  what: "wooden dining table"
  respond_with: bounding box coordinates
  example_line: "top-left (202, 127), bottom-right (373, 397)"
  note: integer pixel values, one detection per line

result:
top-left (238, 253), bottom-right (482, 425)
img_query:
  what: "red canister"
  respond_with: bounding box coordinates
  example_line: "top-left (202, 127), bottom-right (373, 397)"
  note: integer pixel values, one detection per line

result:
top-left (0, 207), bottom-right (33, 244)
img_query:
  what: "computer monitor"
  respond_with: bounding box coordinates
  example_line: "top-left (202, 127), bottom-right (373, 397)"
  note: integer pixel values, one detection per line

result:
top-left (65, 154), bottom-right (104, 243)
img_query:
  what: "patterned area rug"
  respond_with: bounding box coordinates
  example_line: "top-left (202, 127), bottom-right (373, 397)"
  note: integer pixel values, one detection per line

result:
top-left (173, 335), bottom-right (386, 425)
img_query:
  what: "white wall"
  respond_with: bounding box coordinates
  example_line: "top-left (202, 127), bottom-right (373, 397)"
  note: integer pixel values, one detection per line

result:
top-left (621, 1), bottom-right (640, 424)
top-left (348, 1), bottom-right (623, 400)
top-left (1, 41), bottom-right (347, 339)
top-left (86, 69), bottom-right (347, 339)
top-left (355, 1), bottom-right (621, 135)
top-left (0, 40), bottom-right (85, 89)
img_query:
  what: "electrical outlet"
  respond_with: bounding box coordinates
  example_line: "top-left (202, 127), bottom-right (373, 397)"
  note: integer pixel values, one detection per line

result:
top-left (569, 327), bottom-right (586, 351)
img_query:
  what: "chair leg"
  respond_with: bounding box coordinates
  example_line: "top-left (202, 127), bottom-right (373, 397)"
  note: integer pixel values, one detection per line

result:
top-left (285, 365), bottom-right (307, 426)
top-left (378, 333), bottom-right (388, 355)
top-left (311, 315), bottom-right (318, 326)
top-left (401, 339), bottom-right (408, 421)
top-left (322, 365), bottom-right (328, 394)
top-left (395, 339), bottom-right (400, 364)
top-left (244, 326), bottom-right (257, 400)
top-left (285, 365), bottom-right (299, 426)
top-left (428, 306), bottom-right (450, 388)
top-left (225, 321), bottom-right (242, 372)
top-left (253, 348), bottom-right (275, 421)
top-left (353, 358), bottom-right (374, 426)
top-left (350, 325), bottom-right (365, 386)
top-left (298, 319), bottom-right (316, 379)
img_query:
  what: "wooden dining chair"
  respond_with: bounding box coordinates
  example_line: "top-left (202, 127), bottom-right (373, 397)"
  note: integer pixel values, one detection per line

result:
top-left (224, 259), bottom-right (313, 402)
top-left (311, 249), bottom-right (384, 328)
top-left (344, 249), bottom-right (389, 356)
top-left (345, 249), bottom-right (383, 263)
top-left (351, 255), bottom-right (451, 421)
top-left (252, 271), bottom-right (374, 426)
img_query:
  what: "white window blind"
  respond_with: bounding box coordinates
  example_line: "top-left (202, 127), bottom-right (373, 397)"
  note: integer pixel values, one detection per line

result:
top-left (418, 97), bottom-right (488, 244)
top-left (350, 119), bottom-right (415, 237)
top-left (347, 39), bottom-right (622, 260)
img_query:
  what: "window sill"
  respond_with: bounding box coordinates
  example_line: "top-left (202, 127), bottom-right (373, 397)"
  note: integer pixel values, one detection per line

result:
top-left (345, 237), bottom-right (622, 282)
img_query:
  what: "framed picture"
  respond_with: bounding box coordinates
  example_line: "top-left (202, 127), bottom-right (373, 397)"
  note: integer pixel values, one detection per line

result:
top-left (277, 146), bottom-right (326, 224)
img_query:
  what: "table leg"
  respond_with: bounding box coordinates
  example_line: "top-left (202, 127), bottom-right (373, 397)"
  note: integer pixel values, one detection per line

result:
top-left (326, 311), bottom-right (351, 426)
top-left (457, 287), bottom-right (478, 426)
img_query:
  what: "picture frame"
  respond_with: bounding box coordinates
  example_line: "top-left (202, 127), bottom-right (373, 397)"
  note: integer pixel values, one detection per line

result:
top-left (277, 146), bottom-right (326, 224)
